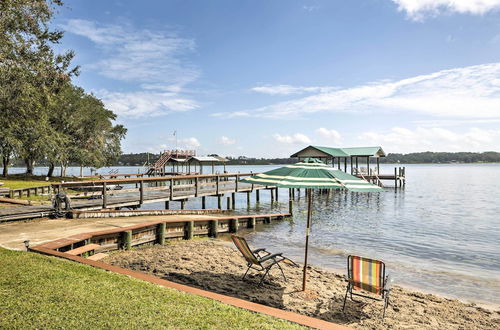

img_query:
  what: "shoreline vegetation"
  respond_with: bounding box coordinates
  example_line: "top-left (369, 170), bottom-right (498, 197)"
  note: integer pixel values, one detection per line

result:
top-left (3, 151), bottom-right (500, 171)
top-left (103, 239), bottom-right (499, 329)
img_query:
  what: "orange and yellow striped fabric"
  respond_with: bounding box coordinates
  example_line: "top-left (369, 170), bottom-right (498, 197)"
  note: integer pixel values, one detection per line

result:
top-left (350, 256), bottom-right (383, 295)
top-left (232, 236), bottom-right (259, 265)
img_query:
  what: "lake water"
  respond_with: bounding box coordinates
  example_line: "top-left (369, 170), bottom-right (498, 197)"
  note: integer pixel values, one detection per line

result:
top-left (6, 163), bottom-right (500, 305)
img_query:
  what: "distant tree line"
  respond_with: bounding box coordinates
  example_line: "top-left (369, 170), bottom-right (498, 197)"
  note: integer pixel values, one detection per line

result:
top-left (0, 0), bottom-right (126, 177)
top-left (379, 151), bottom-right (500, 164)
top-left (114, 151), bottom-right (500, 166)
top-left (118, 151), bottom-right (500, 166)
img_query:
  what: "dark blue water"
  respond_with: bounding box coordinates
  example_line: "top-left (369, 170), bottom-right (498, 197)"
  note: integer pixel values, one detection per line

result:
top-left (7, 164), bottom-right (500, 305)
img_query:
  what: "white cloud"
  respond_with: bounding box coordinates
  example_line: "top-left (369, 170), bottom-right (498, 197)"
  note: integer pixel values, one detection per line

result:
top-left (316, 128), bottom-right (342, 145)
top-left (98, 90), bottom-right (198, 118)
top-left (217, 136), bottom-right (236, 145)
top-left (218, 63), bottom-right (500, 120)
top-left (176, 137), bottom-right (201, 149)
top-left (251, 85), bottom-right (336, 95)
top-left (392, 0), bottom-right (500, 20)
top-left (359, 127), bottom-right (500, 153)
top-left (273, 133), bottom-right (311, 144)
top-left (63, 19), bottom-right (199, 117)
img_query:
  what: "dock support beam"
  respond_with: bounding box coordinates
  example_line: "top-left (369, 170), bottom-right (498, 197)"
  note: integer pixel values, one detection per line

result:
top-left (121, 230), bottom-right (132, 250)
top-left (139, 180), bottom-right (144, 205)
top-left (230, 218), bottom-right (239, 233)
top-left (180, 200), bottom-right (186, 210)
top-left (157, 223), bottom-right (166, 245)
top-left (185, 221), bottom-right (194, 240)
top-left (246, 191), bottom-right (251, 208)
top-left (209, 220), bottom-right (218, 238)
top-left (217, 195), bottom-right (222, 209)
top-left (226, 196), bottom-right (231, 210)
top-left (165, 201), bottom-right (169, 209)
top-left (256, 190), bottom-right (260, 203)
top-left (248, 217), bottom-right (256, 228)
top-left (201, 196), bottom-right (206, 209)
top-left (102, 182), bottom-right (107, 209)
top-left (231, 192), bottom-right (236, 209)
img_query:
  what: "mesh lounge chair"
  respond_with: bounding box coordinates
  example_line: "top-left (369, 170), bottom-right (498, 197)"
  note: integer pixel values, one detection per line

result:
top-left (231, 235), bottom-right (297, 286)
top-left (342, 255), bottom-right (391, 317)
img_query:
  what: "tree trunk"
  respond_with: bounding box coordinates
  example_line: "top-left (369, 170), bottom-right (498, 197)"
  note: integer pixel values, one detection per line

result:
top-left (60, 161), bottom-right (67, 177)
top-left (80, 165), bottom-right (83, 177)
top-left (47, 162), bottom-right (55, 177)
top-left (25, 158), bottom-right (35, 175)
top-left (2, 155), bottom-right (10, 177)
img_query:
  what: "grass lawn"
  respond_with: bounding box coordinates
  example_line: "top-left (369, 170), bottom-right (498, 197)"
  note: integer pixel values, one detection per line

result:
top-left (0, 175), bottom-right (96, 189)
top-left (0, 248), bottom-right (303, 329)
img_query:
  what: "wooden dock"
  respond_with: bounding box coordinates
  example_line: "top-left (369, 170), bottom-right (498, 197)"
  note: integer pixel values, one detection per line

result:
top-left (0, 173), bottom-right (277, 222)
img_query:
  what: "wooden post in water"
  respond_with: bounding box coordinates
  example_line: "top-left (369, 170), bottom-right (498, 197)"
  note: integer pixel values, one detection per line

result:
top-left (169, 178), bottom-right (174, 200)
top-left (226, 196), bottom-right (231, 210)
top-left (216, 175), bottom-right (220, 195)
top-left (289, 199), bottom-right (293, 216)
top-left (231, 192), bottom-right (236, 209)
top-left (246, 191), bottom-right (251, 208)
top-left (394, 167), bottom-right (398, 189)
top-left (165, 201), bottom-right (169, 209)
top-left (195, 177), bottom-right (199, 197)
top-left (201, 196), bottom-right (206, 209)
top-left (248, 217), bottom-right (256, 228)
top-left (139, 180), bottom-right (144, 205)
top-left (218, 195), bottom-right (222, 209)
top-left (270, 189), bottom-right (274, 203)
top-left (102, 182), bottom-right (107, 209)
top-left (256, 189), bottom-right (260, 202)
top-left (275, 188), bottom-right (279, 201)
top-left (181, 200), bottom-right (186, 209)
top-left (235, 174), bottom-right (239, 192)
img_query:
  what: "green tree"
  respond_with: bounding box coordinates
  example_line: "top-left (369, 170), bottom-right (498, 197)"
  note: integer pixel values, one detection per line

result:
top-left (0, 0), bottom-right (77, 175)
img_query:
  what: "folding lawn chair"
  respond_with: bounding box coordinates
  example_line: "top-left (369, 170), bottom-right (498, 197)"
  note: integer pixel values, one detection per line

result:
top-left (231, 235), bottom-right (297, 286)
top-left (342, 255), bottom-right (391, 317)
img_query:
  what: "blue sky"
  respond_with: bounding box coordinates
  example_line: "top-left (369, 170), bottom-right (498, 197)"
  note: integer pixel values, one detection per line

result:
top-left (53, 0), bottom-right (500, 157)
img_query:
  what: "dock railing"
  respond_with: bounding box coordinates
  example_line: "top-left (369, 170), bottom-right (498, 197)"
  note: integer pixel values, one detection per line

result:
top-left (52, 172), bottom-right (263, 209)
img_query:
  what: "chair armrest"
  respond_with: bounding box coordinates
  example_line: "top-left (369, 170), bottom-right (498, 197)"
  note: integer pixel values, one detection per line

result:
top-left (252, 248), bottom-right (266, 254)
top-left (259, 252), bottom-right (283, 262)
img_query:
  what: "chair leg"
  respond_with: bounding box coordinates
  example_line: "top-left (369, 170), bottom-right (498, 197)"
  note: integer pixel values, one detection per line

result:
top-left (242, 266), bottom-right (251, 280)
top-left (383, 291), bottom-right (390, 318)
top-left (342, 285), bottom-right (350, 313)
top-left (258, 266), bottom-right (272, 286)
top-left (276, 262), bottom-right (286, 281)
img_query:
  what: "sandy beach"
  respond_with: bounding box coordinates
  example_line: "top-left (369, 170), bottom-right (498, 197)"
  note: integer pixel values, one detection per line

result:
top-left (103, 239), bottom-right (499, 329)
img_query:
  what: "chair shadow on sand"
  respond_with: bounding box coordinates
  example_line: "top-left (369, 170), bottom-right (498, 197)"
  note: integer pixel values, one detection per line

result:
top-left (160, 269), bottom-right (370, 325)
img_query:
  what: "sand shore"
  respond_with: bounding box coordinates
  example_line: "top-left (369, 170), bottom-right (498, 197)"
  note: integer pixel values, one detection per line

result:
top-left (103, 239), bottom-right (499, 329)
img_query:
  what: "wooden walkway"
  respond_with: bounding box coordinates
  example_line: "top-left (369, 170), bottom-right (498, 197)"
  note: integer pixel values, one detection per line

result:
top-left (0, 173), bottom-right (275, 222)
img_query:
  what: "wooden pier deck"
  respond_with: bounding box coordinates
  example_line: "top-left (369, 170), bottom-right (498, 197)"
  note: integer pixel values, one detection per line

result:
top-left (0, 173), bottom-right (275, 222)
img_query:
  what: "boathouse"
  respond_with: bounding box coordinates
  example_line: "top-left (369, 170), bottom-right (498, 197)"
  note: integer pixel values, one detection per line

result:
top-left (291, 145), bottom-right (386, 175)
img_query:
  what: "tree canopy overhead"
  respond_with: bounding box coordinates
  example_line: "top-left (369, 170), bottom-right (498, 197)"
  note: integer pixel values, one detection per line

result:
top-left (0, 0), bottom-right (126, 177)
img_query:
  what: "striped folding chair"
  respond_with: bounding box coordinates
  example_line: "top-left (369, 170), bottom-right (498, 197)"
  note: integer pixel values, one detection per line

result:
top-left (231, 235), bottom-right (297, 286)
top-left (342, 255), bottom-right (391, 317)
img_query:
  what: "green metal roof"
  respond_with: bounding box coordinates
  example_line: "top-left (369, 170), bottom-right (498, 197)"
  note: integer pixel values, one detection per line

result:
top-left (240, 159), bottom-right (383, 191)
top-left (291, 146), bottom-right (386, 158)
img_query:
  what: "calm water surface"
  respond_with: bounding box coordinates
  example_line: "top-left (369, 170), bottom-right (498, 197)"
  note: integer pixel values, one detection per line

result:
top-left (7, 164), bottom-right (500, 305)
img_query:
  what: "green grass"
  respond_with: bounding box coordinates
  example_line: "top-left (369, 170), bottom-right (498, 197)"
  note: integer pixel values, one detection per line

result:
top-left (0, 248), bottom-right (304, 329)
top-left (0, 175), bottom-right (97, 190)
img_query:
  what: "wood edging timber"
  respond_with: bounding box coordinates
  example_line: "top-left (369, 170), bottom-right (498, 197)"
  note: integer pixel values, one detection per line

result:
top-left (29, 245), bottom-right (351, 330)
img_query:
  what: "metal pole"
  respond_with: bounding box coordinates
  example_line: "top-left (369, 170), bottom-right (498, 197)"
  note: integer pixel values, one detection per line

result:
top-left (302, 188), bottom-right (313, 291)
